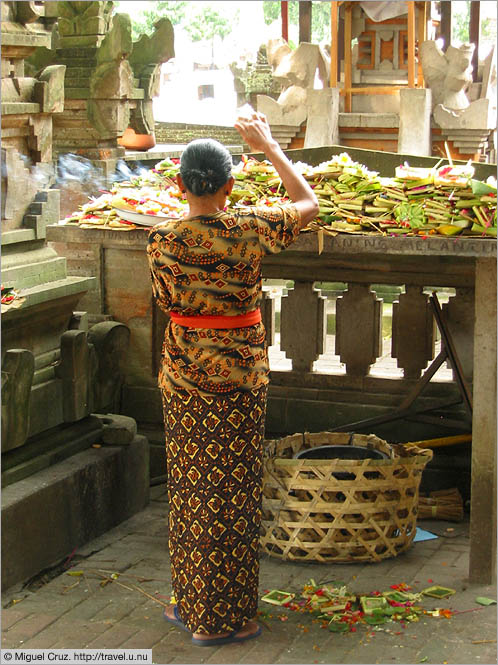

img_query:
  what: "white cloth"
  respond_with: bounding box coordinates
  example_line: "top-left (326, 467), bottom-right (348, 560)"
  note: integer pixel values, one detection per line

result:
top-left (359, 1), bottom-right (408, 23)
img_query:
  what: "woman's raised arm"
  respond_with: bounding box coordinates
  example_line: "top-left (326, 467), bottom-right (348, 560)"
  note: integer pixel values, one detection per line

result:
top-left (234, 112), bottom-right (319, 227)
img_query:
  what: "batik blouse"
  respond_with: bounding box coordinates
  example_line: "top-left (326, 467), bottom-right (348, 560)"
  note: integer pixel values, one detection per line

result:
top-left (147, 203), bottom-right (301, 396)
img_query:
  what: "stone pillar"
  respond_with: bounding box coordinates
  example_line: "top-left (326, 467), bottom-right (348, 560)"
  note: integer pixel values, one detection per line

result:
top-left (398, 88), bottom-right (432, 156)
top-left (304, 88), bottom-right (340, 148)
top-left (469, 258), bottom-right (497, 584)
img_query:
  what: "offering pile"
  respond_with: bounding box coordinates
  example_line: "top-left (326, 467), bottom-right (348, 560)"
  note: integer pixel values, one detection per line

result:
top-left (259, 579), bottom-right (459, 634)
top-left (60, 153), bottom-right (496, 238)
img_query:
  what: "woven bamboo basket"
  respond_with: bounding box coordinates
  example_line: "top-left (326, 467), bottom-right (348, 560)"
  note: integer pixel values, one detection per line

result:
top-left (261, 431), bottom-right (433, 563)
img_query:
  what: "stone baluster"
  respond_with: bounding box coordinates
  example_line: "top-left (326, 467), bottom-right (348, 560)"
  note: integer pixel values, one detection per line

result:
top-left (260, 289), bottom-right (276, 348)
top-left (392, 286), bottom-right (435, 379)
top-left (335, 283), bottom-right (382, 376)
top-left (442, 288), bottom-right (475, 384)
top-left (280, 281), bottom-right (326, 372)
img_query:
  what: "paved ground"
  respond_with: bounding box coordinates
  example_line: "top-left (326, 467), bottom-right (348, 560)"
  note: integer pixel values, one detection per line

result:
top-left (2, 485), bottom-right (496, 665)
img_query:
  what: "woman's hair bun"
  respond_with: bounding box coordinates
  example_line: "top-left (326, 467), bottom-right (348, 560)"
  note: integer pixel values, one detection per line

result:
top-left (180, 139), bottom-right (233, 197)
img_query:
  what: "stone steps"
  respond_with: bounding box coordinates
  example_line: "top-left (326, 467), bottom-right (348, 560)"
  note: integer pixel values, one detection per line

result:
top-left (154, 121), bottom-right (304, 151)
top-left (268, 124), bottom-right (305, 149)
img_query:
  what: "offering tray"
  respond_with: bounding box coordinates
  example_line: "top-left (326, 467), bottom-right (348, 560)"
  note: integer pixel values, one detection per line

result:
top-left (113, 208), bottom-right (171, 227)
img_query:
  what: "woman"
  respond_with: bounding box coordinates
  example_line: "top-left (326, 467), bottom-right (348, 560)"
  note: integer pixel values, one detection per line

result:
top-left (147, 113), bottom-right (318, 646)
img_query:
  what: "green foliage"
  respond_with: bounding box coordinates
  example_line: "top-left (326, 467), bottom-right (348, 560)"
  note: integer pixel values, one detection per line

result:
top-left (183, 5), bottom-right (234, 65)
top-left (183, 5), bottom-right (232, 43)
top-left (263, 1), bottom-right (332, 42)
top-left (115, 1), bottom-right (187, 40)
top-left (481, 17), bottom-right (495, 40)
top-left (451, 2), bottom-right (495, 48)
top-left (117, 1), bottom-right (235, 53)
top-left (451, 1), bottom-right (470, 43)
top-left (263, 1), bottom-right (285, 24)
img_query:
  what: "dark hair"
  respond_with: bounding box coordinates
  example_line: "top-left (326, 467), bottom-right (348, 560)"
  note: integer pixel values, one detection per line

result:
top-left (180, 138), bottom-right (233, 196)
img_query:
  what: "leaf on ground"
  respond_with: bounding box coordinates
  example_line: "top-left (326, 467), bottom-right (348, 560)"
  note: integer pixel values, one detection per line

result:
top-left (475, 597), bottom-right (497, 606)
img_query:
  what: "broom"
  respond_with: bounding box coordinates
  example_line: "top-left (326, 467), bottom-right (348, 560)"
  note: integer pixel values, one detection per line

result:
top-left (418, 487), bottom-right (464, 522)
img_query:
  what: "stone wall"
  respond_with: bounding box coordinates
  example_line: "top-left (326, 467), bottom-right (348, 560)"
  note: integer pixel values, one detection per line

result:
top-left (153, 121), bottom-right (305, 151)
top-left (154, 122), bottom-right (245, 147)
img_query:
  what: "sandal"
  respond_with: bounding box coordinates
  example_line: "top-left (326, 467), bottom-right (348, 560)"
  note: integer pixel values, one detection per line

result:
top-left (163, 605), bottom-right (190, 633)
top-left (191, 624), bottom-right (262, 647)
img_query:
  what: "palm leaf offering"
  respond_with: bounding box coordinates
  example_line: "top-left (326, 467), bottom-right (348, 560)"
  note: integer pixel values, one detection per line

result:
top-left (60, 152), bottom-right (497, 238)
top-left (269, 579), bottom-right (456, 634)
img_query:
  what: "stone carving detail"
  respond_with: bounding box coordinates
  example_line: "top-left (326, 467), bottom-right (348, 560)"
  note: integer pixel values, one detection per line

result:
top-left (420, 39), bottom-right (496, 160)
top-left (392, 286), bottom-right (434, 379)
top-left (280, 282), bottom-right (327, 372)
top-left (1, 1), bottom-right (64, 229)
top-left (335, 284), bottom-right (382, 376)
top-left (230, 45), bottom-right (282, 108)
top-left (419, 41), bottom-right (474, 110)
top-left (35, 64), bottom-right (66, 114)
top-left (54, 321), bottom-right (130, 420)
top-left (14, 1), bottom-right (45, 24)
top-left (56, 330), bottom-right (96, 422)
top-left (1, 350), bottom-right (35, 453)
top-left (128, 19), bottom-right (175, 136)
top-left (88, 321), bottom-right (131, 414)
top-left (87, 13), bottom-right (134, 138)
top-left (49, 2), bottom-right (175, 158)
top-left (1, 318), bottom-right (130, 453)
top-left (1, 149), bottom-right (40, 229)
top-left (23, 189), bottom-right (61, 240)
top-left (57, 1), bottom-right (114, 46)
top-left (0, 3), bottom-right (101, 473)
top-left (257, 39), bottom-right (330, 126)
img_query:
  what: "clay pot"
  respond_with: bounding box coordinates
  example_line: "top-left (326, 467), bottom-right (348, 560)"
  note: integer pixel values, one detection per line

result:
top-left (118, 127), bottom-right (156, 151)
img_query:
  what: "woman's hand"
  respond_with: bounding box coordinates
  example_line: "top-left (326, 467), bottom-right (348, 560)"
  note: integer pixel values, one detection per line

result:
top-left (234, 112), bottom-right (278, 154)
top-left (234, 111), bottom-right (319, 227)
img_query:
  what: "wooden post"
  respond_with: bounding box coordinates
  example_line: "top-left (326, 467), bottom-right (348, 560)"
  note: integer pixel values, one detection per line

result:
top-left (281, 1), bottom-right (288, 42)
top-left (469, 1), bottom-right (480, 81)
top-left (338, 12), bottom-right (345, 74)
top-left (330, 1), bottom-right (339, 87)
top-left (299, 0), bottom-right (312, 43)
top-left (417, 1), bottom-right (428, 87)
top-left (344, 2), bottom-right (352, 112)
top-left (440, 1), bottom-right (452, 51)
top-left (407, 1), bottom-right (416, 87)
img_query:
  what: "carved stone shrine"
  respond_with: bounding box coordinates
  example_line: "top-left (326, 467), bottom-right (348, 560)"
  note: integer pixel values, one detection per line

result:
top-left (1, 1), bottom-right (148, 591)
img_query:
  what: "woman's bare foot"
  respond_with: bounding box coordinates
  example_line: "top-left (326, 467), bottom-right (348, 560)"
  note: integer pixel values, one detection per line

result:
top-left (192, 620), bottom-right (260, 642)
top-left (163, 605), bottom-right (178, 622)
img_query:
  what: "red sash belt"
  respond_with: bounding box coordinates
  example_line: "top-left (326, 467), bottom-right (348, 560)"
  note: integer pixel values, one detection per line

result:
top-left (169, 308), bottom-right (261, 329)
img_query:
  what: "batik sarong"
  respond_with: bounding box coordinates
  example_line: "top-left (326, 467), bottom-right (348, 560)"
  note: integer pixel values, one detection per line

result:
top-left (162, 385), bottom-right (267, 634)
